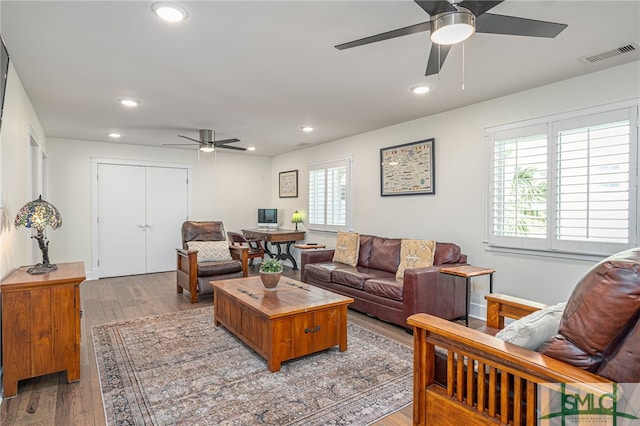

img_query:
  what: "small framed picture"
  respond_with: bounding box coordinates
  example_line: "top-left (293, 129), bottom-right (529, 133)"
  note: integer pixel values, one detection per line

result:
top-left (279, 170), bottom-right (298, 198)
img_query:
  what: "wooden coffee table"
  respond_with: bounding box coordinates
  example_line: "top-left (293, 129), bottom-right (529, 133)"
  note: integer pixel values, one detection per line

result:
top-left (212, 276), bottom-right (354, 372)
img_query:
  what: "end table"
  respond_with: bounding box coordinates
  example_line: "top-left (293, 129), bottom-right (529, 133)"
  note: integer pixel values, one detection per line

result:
top-left (440, 265), bottom-right (495, 326)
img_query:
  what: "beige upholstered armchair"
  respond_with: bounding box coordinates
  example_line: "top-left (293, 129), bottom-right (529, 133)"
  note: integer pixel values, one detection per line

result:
top-left (176, 221), bottom-right (248, 303)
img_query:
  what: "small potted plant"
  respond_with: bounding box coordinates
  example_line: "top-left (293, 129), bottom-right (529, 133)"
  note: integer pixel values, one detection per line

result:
top-left (259, 258), bottom-right (283, 289)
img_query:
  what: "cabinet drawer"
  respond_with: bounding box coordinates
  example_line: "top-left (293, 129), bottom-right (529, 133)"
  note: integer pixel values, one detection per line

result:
top-left (290, 308), bottom-right (339, 358)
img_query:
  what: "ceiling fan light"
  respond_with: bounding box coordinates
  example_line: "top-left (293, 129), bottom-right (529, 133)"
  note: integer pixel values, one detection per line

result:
top-left (431, 10), bottom-right (475, 45)
top-left (199, 145), bottom-right (215, 153)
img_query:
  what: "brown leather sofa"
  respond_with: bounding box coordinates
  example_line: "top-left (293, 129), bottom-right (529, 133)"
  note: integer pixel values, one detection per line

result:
top-left (301, 234), bottom-right (468, 329)
top-left (408, 247), bottom-right (640, 425)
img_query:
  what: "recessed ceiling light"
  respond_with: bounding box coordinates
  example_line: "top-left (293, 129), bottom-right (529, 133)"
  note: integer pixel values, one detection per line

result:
top-left (300, 126), bottom-right (314, 133)
top-left (247, 146), bottom-right (256, 151)
top-left (152, 2), bottom-right (187, 22)
top-left (410, 85), bottom-right (431, 94)
top-left (118, 98), bottom-right (140, 107)
top-left (108, 133), bottom-right (121, 138)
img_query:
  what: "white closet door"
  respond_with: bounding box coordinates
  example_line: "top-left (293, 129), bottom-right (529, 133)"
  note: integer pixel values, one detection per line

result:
top-left (145, 166), bottom-right (188, 273)
top-left (98, 163), bottom-right (147, 277)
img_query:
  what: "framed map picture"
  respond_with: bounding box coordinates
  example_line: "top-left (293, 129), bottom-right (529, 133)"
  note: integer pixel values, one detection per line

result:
top-left (380, 138), bottom-right (435, 196)
top-left (279, 170), bottom-right (298, 198)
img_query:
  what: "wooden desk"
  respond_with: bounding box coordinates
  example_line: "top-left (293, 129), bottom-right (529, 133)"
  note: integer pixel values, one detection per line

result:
top-left (1, 262), bottom-right (86, 397)
top-left (440, 265), bottom-right (494, 326)
top-left (242, 229), bottom-right (305, 269)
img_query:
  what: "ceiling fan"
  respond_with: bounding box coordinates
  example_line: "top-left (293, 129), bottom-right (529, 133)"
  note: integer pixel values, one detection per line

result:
top-left (164, 129), bottom-right (246, 152)
top-left (335, 0), bottom-right (568, 76)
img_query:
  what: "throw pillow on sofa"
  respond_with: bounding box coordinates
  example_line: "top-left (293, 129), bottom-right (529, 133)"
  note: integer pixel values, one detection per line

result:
top-left (333, 231), bottom-right (360, 267)
top-left (495, 302), bottom-right (566, 350)
top-left (396, 239), bottom-right (436, 278)
top-left (186, 241), bottom-right (232, 262)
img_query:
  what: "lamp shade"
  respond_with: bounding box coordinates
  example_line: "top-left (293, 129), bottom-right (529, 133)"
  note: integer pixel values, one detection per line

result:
top-left (14, 195), bottom-right (62, 231)
top-left (291, 210), bottom-right (302, 230)
top-left (14, 195), bottom-right (62, 274)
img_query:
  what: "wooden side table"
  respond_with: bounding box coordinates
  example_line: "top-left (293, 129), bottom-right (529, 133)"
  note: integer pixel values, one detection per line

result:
top-left (440, 265), bottom-right (495, 326)
top-left (1, 262), bottom-right (85, 397)
top-left (293, 243), bottom-right (327, 250)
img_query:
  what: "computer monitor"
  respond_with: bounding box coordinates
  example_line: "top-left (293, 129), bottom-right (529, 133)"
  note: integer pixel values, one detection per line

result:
top-left (258, 208), bottom-right (278, 229)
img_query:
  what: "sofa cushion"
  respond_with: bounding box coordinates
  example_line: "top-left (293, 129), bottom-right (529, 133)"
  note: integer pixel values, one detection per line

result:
top-left (538, 248), bottom-right (640, 374)
top-left (333, 231), bottom-right (360, 267)
top-left (364, 277), bottom-right (404, 301)
top-left (187, 240), bottom-right (232, 262)
top-left (495, 302), bottom-right (566, 350)
top-left (433, 242), bottom-right (462, 265)
top-left (368, 237), bottom-right (401, 274)
top-left (197, 260), bottom-right (242, 276)
top-left (332, 267), bottom-right (395, 290)
top-left (305, 262), bottom-right (347, 282)
top-left (396, 239), bottom-right (436, 278)
top-left (358, 235), bottom-right (374, 267)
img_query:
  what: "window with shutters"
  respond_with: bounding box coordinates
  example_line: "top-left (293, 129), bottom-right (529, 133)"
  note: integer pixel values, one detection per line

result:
top-left (487, 101), bottom-right (638, 257)
top-left (308, 158), bottom-right (352, 232)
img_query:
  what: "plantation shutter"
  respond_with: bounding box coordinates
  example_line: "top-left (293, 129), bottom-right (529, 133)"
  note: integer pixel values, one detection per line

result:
top-left (489, 124), bottom-right (549, 250)
top-left (552, 108), bottom-right (634, 253)
top-left (308, 158), bottom-right (352, 231)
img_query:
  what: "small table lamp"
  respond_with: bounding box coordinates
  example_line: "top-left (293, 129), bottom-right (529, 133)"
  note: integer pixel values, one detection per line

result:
top-left (14, 195), bottom-right (63, 274)
top-left (291, 210), bottom-right (302, 231)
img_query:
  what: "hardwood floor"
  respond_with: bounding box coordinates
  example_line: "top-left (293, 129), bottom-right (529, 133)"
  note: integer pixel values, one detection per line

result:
top-left (0, 266), bottom-right (479, 425)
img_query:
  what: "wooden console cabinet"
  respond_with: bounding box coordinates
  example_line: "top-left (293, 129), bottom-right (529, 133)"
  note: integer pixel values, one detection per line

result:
top-left (1, 262), bottom-right (85, 397)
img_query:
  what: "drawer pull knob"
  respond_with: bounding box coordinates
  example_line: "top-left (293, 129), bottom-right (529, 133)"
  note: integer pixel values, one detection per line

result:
top-left (305, 325), bottom-right (321, 333)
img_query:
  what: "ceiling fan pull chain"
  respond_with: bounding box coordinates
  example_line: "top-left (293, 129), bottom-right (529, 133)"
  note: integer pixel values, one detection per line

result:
top-left (461, 42), bottom-right (465, 91)
top-left (437, 44), bottom-right (441, 79)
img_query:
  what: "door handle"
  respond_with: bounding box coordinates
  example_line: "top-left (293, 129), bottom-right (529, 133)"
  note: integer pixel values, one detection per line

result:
top-left (304, 325), bottom-right (321, 333)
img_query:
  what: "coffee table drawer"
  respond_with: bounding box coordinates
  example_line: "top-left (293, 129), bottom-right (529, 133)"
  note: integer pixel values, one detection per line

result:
top-left (289, 309), bottom-right (339, 358)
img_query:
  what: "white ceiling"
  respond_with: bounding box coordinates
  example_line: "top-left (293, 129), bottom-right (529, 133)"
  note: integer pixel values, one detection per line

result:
top-left (2, 1), bottom-right (639, 156)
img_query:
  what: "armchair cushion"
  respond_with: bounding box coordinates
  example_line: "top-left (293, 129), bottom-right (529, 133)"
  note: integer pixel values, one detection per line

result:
top-left (495, 302), bottom-right (566, 350)
top-left (186, 240), bottom-right (232, 262)
top-left (197, 260), bottom-right (243, 276)
top-left (538, 248), bottom-right (640, 379)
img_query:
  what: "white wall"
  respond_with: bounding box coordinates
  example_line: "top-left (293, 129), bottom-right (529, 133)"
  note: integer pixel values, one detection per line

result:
top-left (47, 138), bottom-right (272, 277)
top-left (0, 61), bottom-right (48, 280)
top-left (272, 61), bottom-right (640, 313)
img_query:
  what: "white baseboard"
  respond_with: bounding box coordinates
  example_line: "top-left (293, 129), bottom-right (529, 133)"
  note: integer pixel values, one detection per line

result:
top-left (469, 301), bottom-right (486, 321)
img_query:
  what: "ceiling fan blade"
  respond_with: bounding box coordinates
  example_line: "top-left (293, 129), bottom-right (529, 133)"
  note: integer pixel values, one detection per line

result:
top-left (335, 21), bottom-right (431, 50)
top-left (456, 1), bottom-right (503, 17)
top-left (162, 143), bottom-right (197, 147)
top-left (217, 145), bottom-right (247, 151)
top-left (213, 138), bottom-right (240, 145)
top-left (178, 135), bottom-right (201, 143)
top-left (414, 1), bottom-right (456, 16)
top-left (425, 43), bottom-right (451, 76)
top-left (476, 13), bottom-right (567, 38)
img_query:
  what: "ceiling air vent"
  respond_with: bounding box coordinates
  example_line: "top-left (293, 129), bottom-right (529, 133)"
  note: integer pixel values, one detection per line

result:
top-left (580, 42), bottom-right (640, 64)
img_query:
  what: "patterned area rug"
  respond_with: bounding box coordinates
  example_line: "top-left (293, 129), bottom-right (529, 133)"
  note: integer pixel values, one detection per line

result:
top-left (92, 307), bottom-right (413, 425)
